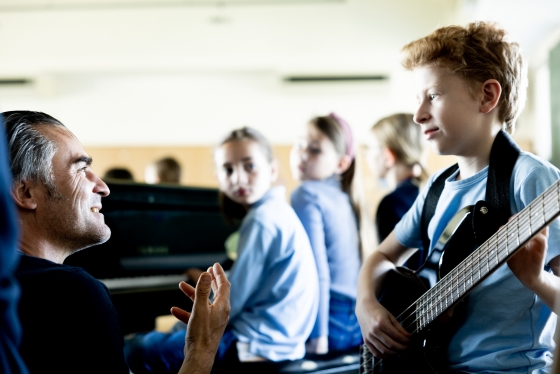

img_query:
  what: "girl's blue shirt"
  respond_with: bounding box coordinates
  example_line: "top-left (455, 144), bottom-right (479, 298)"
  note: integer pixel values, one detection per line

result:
top-left (228, 186), bottom-right (319, 362)
top-left (291, 177), bottom-right (361, 339)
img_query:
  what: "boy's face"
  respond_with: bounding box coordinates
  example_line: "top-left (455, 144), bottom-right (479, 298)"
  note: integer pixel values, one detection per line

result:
top-left (412, 64), bottom-right (484, 157)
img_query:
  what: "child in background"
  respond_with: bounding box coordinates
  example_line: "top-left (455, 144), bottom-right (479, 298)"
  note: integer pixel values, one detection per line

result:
top-left (366, 113), bottom-right (427, 269)
top-left (126, 127), bottom-right (319, 374)
top-left (290, 113), bottom-right (362, 355)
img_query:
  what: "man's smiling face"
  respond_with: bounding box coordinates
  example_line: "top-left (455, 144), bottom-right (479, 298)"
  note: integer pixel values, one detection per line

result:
top-left (36, 125), bottom-right (111, 253)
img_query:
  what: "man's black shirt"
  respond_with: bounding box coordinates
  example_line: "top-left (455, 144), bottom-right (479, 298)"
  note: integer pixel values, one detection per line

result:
top-left (16, 254), bottom-right (129, 374)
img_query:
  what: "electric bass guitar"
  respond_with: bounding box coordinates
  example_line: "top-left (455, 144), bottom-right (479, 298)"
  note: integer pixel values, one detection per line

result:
top-left (359, 179), bottom-right (560, 373)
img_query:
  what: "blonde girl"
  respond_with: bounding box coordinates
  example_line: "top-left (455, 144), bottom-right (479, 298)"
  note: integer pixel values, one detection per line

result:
top-left (366, 113), bottom-right (427, 267)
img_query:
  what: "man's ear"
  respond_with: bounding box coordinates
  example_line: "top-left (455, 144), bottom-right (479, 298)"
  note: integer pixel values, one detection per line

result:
top-left (480, 79), bottom-right (502, 115)
top-left (12, 181), bottom-right (38, 210)
top-left (335, 155), bottom-right (352, 175)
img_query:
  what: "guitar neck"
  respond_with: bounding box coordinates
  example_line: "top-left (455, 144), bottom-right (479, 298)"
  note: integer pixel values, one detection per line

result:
top-left (401, 179), bottom-right (560, 335)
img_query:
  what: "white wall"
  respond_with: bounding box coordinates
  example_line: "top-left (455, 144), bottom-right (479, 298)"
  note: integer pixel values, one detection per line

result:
top-left (0, 70), bottom-right (420, 145)
top-left (0, 0), bottom-right (456, 145)
top-left (0, 0), bottom-right (558, 148)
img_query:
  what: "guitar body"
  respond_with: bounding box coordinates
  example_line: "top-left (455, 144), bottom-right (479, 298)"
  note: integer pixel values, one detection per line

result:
top-left (363, 203), bottom-right (488, 373)
top-left (371, 268), bottom-right (440, 373)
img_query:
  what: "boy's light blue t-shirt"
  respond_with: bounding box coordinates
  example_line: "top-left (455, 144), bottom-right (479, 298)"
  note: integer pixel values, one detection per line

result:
top-left (228, 186), bottom-right (319, 362)
top-left (395, 152), bottom-right (560, 373)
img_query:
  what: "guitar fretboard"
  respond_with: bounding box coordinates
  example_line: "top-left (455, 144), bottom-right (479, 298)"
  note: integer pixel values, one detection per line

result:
top-left (399, 179), bottom-right (560, 334)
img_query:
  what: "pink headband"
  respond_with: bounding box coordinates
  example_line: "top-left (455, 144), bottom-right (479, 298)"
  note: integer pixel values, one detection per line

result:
top-left (329, 112), bottom-right (355, 161)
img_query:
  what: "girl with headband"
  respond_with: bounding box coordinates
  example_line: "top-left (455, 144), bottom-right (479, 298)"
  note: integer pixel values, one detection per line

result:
top-left (290, 113), bottom-right (363, 354)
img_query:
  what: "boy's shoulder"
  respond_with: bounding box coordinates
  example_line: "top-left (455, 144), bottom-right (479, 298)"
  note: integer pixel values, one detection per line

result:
top-left (514, 151), bottom-right (559, 175)
top-left (511, 151), bottom-right (560, 191)
top-left (426, 151), bottom-right (558, 189)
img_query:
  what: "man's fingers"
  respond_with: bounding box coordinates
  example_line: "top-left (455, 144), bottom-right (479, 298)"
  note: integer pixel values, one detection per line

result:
top-left (179, 278), bottom-right (213, 306)
top-left (170, 306), bottom-right (191, 324)
top-left (207, 266), bottom-right (218, 294)
top-left (211, 263), bottom-right (231, 305)
top-left (178, 281), bottom-right (196, 302)
top-left (193, 272), bottom-right (213, 311)
top-left (212, 263), bottom-right (228, 286)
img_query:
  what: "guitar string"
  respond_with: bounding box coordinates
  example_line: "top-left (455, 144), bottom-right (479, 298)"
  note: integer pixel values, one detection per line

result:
top-left (397, 199), bottom-right (541, 331)
top-left (363, 181), bottom-right (560, 370)
top-left (399, 214), bottom-right (551, 336)
top-left (403, 186), bottom-right (557, 333)
top-left (415, 184), bottom-right (556, 319)
top-left (404, 186), bottom-right (558, 333)
top-left (397, 181), bottom-right (560, 334)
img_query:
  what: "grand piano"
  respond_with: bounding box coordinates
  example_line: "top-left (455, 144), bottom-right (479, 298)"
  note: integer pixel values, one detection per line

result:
top-left (64, 181), bottom-right (235, 335)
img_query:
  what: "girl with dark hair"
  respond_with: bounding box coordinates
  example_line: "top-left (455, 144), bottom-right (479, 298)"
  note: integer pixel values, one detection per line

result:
top-left (126, 127), bottom-right (319, 374)
top-left (290, 114), bottom-right (363, 354)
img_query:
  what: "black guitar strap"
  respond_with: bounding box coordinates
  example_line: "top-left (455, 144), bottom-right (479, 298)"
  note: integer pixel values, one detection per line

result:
top-left (420, 164), bottom-right (458, 255)
top-left (420, 130), bottom-right (521, 254)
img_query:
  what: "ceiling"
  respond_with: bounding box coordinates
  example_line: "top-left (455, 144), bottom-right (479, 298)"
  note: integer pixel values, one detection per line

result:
top-left (0, 0), bottom-right (344, 11)
top-left (0, 0), bottom-right (557, 146)
top-left (0, 0), bottom-right (460, 77)
top-left (0, 0), bottom-right (556, 88)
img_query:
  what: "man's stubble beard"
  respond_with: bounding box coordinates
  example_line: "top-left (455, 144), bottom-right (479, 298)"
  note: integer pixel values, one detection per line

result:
top-left (44, 193), bottom-right (111, 257)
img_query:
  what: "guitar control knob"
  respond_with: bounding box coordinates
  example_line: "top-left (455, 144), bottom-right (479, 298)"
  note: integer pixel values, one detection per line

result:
top-left (480, 206), bottom-right (489, 215)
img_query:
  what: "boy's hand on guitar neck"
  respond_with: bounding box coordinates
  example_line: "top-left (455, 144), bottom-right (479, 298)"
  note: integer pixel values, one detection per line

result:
top-left (506, 225), bottom-right (560, 311)
top-left (356, 293), bottom-right (411, 359)
top-left (507, 226), bottom-right (549, 291)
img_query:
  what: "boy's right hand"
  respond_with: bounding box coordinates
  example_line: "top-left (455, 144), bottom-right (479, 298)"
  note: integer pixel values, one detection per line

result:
top-left (356, 296), bottom-right (411, 359)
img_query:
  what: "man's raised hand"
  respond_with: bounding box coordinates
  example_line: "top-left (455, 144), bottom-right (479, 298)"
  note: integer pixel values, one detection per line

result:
top-left (172, 263), bottom-right (231, 374)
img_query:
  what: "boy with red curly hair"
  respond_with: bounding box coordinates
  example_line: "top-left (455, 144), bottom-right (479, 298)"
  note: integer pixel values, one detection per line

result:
top-left (356, 22), bottom-right (560, 372)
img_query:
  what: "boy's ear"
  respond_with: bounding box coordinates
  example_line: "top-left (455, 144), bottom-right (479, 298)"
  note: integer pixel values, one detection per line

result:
top-left (270, 158), bottom-right (280, 183)
top-left (335, 154), bottom-right (352, 175)
top-left (12, 181), bottom-right (39, 211)
top-left (479, 79), bottom-right (502, 115)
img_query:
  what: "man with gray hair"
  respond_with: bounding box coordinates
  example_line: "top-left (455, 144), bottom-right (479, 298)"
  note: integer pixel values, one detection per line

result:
top-left (4, 111), bottom-right (230, 374)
